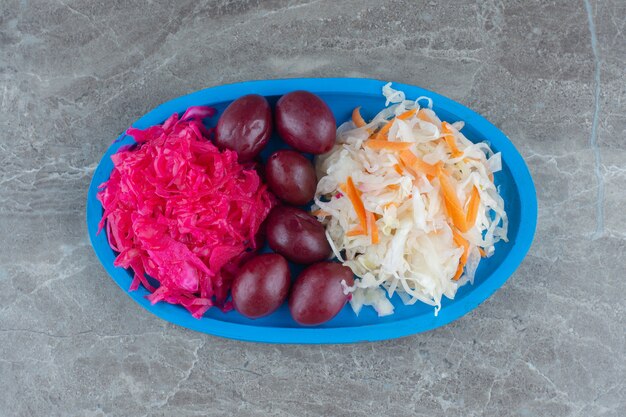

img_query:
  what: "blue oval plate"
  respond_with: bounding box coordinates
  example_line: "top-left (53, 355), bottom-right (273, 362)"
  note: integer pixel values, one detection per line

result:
top-left (87, 78), bottom-right (537, 344)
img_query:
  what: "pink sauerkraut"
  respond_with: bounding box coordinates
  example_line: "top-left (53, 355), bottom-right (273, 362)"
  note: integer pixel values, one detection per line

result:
top-left (97, 106), bottom-right (275, 318)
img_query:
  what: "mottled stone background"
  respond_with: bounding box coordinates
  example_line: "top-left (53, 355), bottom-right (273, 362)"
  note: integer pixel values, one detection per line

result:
top-left (0, 1), bottom-right (624, 416)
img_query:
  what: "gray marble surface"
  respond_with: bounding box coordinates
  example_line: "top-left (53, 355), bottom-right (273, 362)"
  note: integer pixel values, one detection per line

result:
top-left (1, 0), bottom-right (624, 416)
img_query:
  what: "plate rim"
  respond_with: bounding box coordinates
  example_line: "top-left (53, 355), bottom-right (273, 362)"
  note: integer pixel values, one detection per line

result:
top-left (86, 77), bottom-right (537, 344)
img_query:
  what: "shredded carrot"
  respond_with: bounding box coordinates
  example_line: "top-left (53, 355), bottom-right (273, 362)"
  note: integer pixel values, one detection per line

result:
top-left (366, 211), bottom-right (379, 244)
top-left (393, 164), bottom-right (404, 175)
top-left (453, 263), bottom-right (464, 280)
top-left (347, 226), bottom-right (366, 237)
top-left (365, 140), bottom-right (412, 151)
top-left (311, 209), bottom-right (330, 217)
top-left (374, 119), bottom-right (394, 141)
top-left (339, 182), bottom-right (361, 197)
top-left (452, 229), bottom-right (470, 263)
top-left (397, 108), bottom-right (417, 120)
top-left (399, 150), bottom-right (417, 172)
top-left (441, 122), bottom-right (463, 158)
top-left (386, 184), bottom-right (400, 190)
top-left (452, 229), bottom-right (470, 281)
top-left (399, 149), bottom-right (416, 163)
top-left (383, 201), bottom-right (398, 209)
top-left (437, 167), bottom-right (469, 232)
top-left (352, 107), bottom-right (367, 128)
top-left (437, 166), bottom-right (482, 233)
top-left (442, 132), bottom-right (459, 155)
top-left (399, 150), bottom-right (439, 177)
top-left (417, 109), bottom-right (431, 122)
top-left (345, 176), bottom-right (368, 232)
top-left (372, 109), bottom-right (415, 141)
top-left (478, 247), bottom-right (487, 258)
top-left (465, 186), bottom-right (481, 229)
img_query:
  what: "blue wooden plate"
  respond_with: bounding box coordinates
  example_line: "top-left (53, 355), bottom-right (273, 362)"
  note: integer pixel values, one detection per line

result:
top-left (86, 78), bottom-right (537, 344)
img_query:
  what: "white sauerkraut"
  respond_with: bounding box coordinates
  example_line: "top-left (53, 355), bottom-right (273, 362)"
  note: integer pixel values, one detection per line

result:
top-left (313, 83), bottom-right (508, 316)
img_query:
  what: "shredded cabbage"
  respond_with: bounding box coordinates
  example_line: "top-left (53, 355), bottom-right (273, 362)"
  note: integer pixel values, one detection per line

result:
top-left (98, 106), bottom-right (275, 318)
top-left (313, 84), bottom-right (508, 316)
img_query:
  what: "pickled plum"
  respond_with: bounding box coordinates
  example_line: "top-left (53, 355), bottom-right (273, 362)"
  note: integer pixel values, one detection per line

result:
top-left (232, 254), bottom-right (290, 319)
top-left (215, 94), bottom-right (272, 161)
top-left (275, 91), bottom-right (336, 154)
top-left (266, 206), bottom-right (331, 264)
top-left (265, 150), bottom-right (317, 205)
top-left (289, 262), bottom-right (354, 325)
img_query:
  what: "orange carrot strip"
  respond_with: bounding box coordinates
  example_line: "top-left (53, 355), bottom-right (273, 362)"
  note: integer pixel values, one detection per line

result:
top-left (345, 176), bottom-right (368, 232)
top-left (453, 264), bottom-right (464, 280)
top-left (311, 209), bottom-right (330, 217)
top-left (373, 110), bottom-right (417, 140)
top-left (364, 140), bottom-right (413, 151)
top-left (452, 229), bottom-right (470, 281)
top-left (347, 226), bottom-right (366, 237)
top-left (383, 201), bottom-right (398, 209)
top-left (442, 135), bottom-right (460, 155)
top-left (428, 161), bottom-right (445, 182)
top-left (397, 108), bottom-right (417, 120)
top-left (465, 186), bottom-right (481, 229)
top-left (370, 217), bottom-right (379, 243)
top-left (452, 229), bottom-right (470, 263)
top-left (437, 168), bottom-right (469, 232)
top-left (399, 149), bottom-right (417, 164)
top-left (366, 211), bottom-right (379, 244)
top-left (352, 107), bottom-right (367, 128)
top-left (374, 119), bottom-right (394, 140)
top-left (386, 184), bottom-right (400, 190)
top-left (478, 247), bottom-right (487, 258)
top-left (341, 182), bottom-right (362, 198)
top-left (399, 150), bottom-right (439, 177)
top-left (417, 109), bottom-right (431, 122)
top-left (442, 196), bottom-right (467, 233)
top-left (441, 122), bottom-right (463, 158)
top-left (393, 164), bottom-right (404, 175)
top-left (399, 150), bottom-right (417, 173)
top-left (415, 159), bottom-right (439, 177)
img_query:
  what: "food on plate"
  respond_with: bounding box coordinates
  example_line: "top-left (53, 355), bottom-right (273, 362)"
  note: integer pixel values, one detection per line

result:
top-left (289, 261), bottom-right (354, 325)
top-left (98, 82), bottom-right (508, 327)
top-left (231, 253), bottom-right (291, 319)
top-left (214, 94), bottom-right (272, 161)
top-left (313, 83), bottom-right (508, 317)
top-left (275, 91), bottom-right (336, 154)
top-left (97, 106), bottom-right (275, 318)
top-left (265, 150), bottom-right (317, 205)
top-left (266, 205), bottom-right (332, 264)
